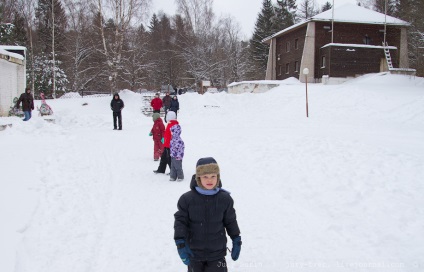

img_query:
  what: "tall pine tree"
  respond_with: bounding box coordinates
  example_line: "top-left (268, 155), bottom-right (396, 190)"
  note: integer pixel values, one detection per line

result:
top-left (249, 0), bottom-right (277, 79)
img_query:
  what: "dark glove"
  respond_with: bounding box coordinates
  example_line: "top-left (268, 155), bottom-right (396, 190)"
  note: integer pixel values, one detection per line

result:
top-left (231, 236), bottom-right (242, 261)
top-left (175, 239), bottom-right (193, 265)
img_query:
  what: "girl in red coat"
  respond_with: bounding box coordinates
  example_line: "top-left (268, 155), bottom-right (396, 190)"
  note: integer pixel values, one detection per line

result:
top-left (150, 113), bottom-right (165, 161)
top-left (154, 111), bottom-right (179, 174)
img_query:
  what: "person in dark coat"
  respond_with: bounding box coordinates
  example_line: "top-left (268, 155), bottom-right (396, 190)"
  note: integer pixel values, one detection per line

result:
top-left (169, 95), bottom-right (179, 118)
top-left (162, 92), bottom-right (172, 122)
top-left (110, 93), bottom-right (124, 130)
top-left (16, 88), bottom-right (34, 121)
top-left (174, 157), bottom-right (242, 271)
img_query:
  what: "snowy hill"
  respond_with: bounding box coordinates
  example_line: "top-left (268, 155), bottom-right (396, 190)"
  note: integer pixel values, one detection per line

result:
top-left (1, 73), bottom-right (423, 272)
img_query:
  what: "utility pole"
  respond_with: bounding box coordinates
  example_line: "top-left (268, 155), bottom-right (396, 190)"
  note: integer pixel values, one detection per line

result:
top-left (51, 0), bottom-right (56, 98)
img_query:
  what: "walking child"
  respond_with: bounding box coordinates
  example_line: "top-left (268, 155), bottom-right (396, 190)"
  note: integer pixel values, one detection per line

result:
top-left (150, 113), bottom-right (165, 161)
top-left (174, 157), bottom-right (242, 271)
top-left (169, 124), bottom-right (184, 181)
top-left (153, 111), bottom-right (178, 174)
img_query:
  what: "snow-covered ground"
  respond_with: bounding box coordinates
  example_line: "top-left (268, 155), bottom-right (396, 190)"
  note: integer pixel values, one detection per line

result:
top-left (1, 73), bottom-right (423, 272)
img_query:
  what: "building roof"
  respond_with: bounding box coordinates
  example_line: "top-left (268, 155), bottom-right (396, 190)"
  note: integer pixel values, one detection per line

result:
top-left (263, 4), bottom-right (409, 43)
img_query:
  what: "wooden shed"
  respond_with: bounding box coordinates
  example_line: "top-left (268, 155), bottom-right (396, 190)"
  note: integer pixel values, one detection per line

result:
top-left (0, 46), bottom-right (27, 117)
top-left (263, 4), bottom-right (415, 83)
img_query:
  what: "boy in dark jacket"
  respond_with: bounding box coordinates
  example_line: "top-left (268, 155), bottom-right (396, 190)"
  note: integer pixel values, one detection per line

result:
top-left (174, 157), bottom-right (242, 271)
top-left (150, 113), bottom-right (165, 161)
top-left (16, 88), bottom-right (34, 121)
top-left (110, 93), bottom-right (124, 130)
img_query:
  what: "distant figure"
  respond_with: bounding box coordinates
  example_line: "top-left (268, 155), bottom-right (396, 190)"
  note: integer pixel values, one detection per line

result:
top-left (151, 93), bottom-right (163, 114)
top-left (150, 113), bottom-right (165, 161)
top-left (178, 88), bottom-right (183, 95)
top-left (16, 87), bottom-right (34, 121)
top-left (169, 95), bottom-right (180, 118)
top-left (169, 124), bottom-right (184, 181)
top-left (162, 92), bottom-right (172, 122)
top-left (110, 93), bottom-right (124, 130)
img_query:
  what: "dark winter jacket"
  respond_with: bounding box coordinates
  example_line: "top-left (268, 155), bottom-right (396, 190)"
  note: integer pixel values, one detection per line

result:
top-left (162, 95), bottom-right (172, 108)
top-left (169, 97), bottom-right (179, 112)
top-left (174, 175), bottom-right (240, 262)
top-left (111, 94), bottom-right (124, 112)
top-left (16, 91), bottom-right (34, 111)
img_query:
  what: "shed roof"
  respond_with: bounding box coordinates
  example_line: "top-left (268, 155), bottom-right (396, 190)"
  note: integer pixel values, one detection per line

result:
top-left (263, 4), bottom-right (409, 43)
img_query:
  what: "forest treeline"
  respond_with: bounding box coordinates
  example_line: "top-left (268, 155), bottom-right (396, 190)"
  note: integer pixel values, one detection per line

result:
top-left (0, 0), bottom-right (422, 98)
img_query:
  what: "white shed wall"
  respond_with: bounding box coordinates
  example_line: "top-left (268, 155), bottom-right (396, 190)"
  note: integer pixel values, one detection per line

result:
top-left (227, 83), bottom-right (281, 94)
top-left (0, 58), bottom-right (21, 116)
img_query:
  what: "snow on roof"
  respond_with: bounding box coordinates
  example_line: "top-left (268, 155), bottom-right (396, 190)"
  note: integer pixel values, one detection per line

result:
top-left (0, 46), bottom-right (26, 60)
top-left (0, 48), bottom-right (24, 60)
top-left (312, 4), bottom-right (409, 25)
top-left (321, 43), bottom-right (397, 50)
top-left (263, 4), bottom-right (408, 43)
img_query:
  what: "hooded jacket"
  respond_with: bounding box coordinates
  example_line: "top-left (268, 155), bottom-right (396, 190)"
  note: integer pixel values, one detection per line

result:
top-left (16, 90), bottom-right (34, 111)
top-left (169, 96), bottom-right (179, 112)
top-left (151, 115), bottom-right (165, 141)
top-left (110, 94), bottom-right (124, 112)
top-left (174, 175), bottom-right (240, 262)
top-left (170, 124), bottom-right (184, 159)
top-left (163, 111), bottom-right (178, 148)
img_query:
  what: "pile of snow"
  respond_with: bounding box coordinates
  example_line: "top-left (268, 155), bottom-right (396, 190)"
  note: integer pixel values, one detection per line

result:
top-left (1, 73), bottom-right (423, 272)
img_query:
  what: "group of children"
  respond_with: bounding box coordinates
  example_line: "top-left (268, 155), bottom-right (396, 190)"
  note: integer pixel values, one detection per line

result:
top-left (150, 110), bottom-right (184, 181)
top-left (148, 96), bottom-right (242, 272)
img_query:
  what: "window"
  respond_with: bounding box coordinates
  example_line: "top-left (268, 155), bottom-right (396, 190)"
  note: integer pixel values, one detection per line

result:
top-left (295, 39), bottom-right (299, 50)
top-left (278, 65), bottom-right (282, 75)
top-left (321, 56), bottom-right (326, 68)
top-left (285, 63), bottom-right (290, 74)
top-left (286, 42), bottom-right (290, 52)
top-left (364, 35), bottom-right (371, 45)
top-left (294, 61), bottom-right (299, 72)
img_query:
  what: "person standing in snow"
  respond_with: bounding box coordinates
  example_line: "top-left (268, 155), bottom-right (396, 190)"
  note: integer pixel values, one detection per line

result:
top-left (169, 124), bottom-right (184, 181)
top-left (150, 93), bottom-right (163, 114)
top-left (169, 95), bottom-right (179, 118)
top-left (110, 93), bottom-right (124, 130)
top-left (16, 87), bottom-right (34, 121)
top-left (154, 111), bottom-right (178, 174)
top-left (174, 157), bottom-right (242, 271)
top-left (162, 92), bottom-right (172, 122)
top-left (150, 113), bottom-right (165, 161)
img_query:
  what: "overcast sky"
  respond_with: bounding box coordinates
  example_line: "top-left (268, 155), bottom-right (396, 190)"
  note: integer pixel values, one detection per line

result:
top-left (152, 0), bottom-right (358, 38)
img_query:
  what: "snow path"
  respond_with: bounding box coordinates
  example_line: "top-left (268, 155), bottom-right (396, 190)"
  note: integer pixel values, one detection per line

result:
top-left (1, 74), bottom-right (424, 272)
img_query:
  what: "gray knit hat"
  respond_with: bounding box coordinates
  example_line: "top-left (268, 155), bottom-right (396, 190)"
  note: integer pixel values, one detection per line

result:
top-left (152, 112), bottom-right (160, 121)
top-left (196, 157), bottom-right (220, 189)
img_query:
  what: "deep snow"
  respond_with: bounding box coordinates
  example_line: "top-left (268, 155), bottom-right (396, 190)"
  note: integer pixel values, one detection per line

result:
top-left (1, 73), bottom-right (424, 272)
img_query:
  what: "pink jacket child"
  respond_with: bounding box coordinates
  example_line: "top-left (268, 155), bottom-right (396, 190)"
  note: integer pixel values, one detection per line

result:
top-left (150, 113), bottom-right (165, 161)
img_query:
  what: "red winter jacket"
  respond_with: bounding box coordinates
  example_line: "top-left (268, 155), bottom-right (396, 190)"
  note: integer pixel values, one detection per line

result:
top-left (151, 97), bottom-right (163, 111)
top-left (163, 120), bottom-right (179, 148)
top-left (151, 118), bottom-right (165, 141)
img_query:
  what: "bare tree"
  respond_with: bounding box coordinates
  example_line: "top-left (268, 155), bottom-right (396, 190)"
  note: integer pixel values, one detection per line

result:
top-left (92, 0), bottom-right (150, 94)
top-left (15, 0), bottom-right (37, 91)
